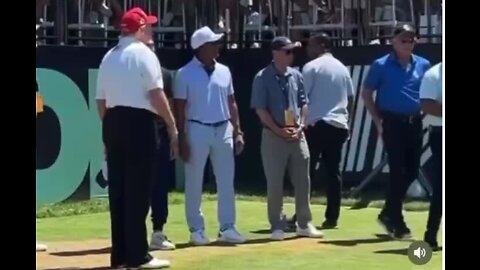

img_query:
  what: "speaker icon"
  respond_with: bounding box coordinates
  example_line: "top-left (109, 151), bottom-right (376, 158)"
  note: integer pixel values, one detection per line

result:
top-left (414, 247), bottom-right (426, 259)
top-left (408, 241), bottom-right (433, 265)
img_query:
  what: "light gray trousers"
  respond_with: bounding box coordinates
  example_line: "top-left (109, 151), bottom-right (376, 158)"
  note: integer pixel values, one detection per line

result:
top-left (184, 121), bottom-right (236, 232)
top-left (261, 128), bottom-right (312, 230)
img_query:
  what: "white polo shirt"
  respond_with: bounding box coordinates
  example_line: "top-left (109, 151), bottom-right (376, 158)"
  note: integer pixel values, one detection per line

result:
top-left (174, 57), bottom-right (234, 123)
top-left (420, 63), bottom-right (442, 127)
top-left (96, 36), bottom-right (164, 113)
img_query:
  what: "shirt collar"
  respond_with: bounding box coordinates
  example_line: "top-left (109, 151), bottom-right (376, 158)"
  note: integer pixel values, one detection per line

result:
top-left (269, 62), bottom-right (292, 77)
top-left (389, 52), bottom-right (417, 65)
top-left (192, 56), bottom-right (217, 68)
top-left (118, 36), bottom-right (138, 46)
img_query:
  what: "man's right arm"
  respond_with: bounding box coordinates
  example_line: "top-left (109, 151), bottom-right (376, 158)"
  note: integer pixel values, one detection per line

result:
top-left (250, 73), bottom-right (285, 136)
top-left (95, 63), bottom-right (107, 121)
top-left (361, 61), bottom-right (382, 126)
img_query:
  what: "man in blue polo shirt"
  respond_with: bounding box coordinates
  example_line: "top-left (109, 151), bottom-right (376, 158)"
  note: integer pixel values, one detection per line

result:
top-left (362, 24), bottom-right (431, 239)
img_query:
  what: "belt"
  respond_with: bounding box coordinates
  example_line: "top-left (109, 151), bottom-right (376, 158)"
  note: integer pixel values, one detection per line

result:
top-left (381, 111), bottom-right (422, 124)
top-left (188, 119), bottom-right (228, 127)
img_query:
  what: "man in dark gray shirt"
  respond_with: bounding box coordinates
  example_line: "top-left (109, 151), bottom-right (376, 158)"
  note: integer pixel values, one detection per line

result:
top-left (250, 36), bottom-right (323, 241)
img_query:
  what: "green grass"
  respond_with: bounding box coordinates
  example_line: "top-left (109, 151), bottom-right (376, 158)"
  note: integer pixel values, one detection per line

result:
top-left (36, 192), bottom-right (430, 218)
top-left (37, 198), bottom-right (442, 270)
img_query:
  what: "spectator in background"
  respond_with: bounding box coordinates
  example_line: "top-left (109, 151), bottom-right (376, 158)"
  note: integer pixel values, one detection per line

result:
top-left (419, 62), bottom-right (442, 251)
top-left (361, 24), bottom-right (431, 239)
top-left (251, 36), bottom-right (323, 241)
top-left (145, 39), bottom-right (177, 251)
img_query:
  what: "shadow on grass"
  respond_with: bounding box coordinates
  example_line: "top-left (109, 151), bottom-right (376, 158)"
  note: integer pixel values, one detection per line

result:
top-left (374, 248), bottom-right (409, 256)
top-left (39, 267), bottom-right (111, 270)
top-left (50, 247), bottom-right (110, 257)
top-left (374, 246), bottom-right (443, 256)
top-left (175, 236), bottom-right (300, 250)
top-left (320, 234), bottom-right (393, 246)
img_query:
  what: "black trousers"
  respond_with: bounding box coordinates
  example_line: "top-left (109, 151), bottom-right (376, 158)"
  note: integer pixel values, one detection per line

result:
top-left (103, 106), bottom-right (158, 267)
top-left (308, 121), bottom-right (349, 222)
top-left (380, 112), bottom-right (423, 227)
top-left (151, 124), bottom-right (175, 232)
top-left (426, 127), bottom-right (442, 236)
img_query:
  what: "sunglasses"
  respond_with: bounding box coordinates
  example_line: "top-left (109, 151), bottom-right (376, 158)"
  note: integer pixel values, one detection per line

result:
top-left (400, 38), bottom-right (415, 44)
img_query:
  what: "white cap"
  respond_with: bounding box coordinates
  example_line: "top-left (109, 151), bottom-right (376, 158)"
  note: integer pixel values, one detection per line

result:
top-left (190, 26), bottom-right (224, 50)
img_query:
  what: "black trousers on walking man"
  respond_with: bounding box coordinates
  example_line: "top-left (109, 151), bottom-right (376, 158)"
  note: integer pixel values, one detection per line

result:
top-left (380, 111), bottom-right (423, 237)
top-left (288, 120), bottom-right (348, 228)
top-left (103, 106), bottom-right (159, 267)
top-left (308, 121), bottom-right (349, 224)
top-left (424, 126), bottom-right (442, 247)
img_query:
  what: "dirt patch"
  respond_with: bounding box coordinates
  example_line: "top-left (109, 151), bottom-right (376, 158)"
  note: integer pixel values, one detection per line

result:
top-left (37, 237), bottom-right (323, 269)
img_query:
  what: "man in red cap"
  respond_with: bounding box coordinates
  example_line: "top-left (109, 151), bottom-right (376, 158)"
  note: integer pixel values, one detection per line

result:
top-left (96, 7), bottom-right (177, 269)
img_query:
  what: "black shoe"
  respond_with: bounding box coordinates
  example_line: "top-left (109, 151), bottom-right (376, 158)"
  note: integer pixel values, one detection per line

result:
top-left (377, 214), bottom-right (395, 236)
top-left (321, 220), bottom-right (338, 229)
top-left (424, 231), bottom-right (440, 251)
top-left (393, 223), bottom-right (412, 240)
top-left (286, 215), bottom-right (297, 231)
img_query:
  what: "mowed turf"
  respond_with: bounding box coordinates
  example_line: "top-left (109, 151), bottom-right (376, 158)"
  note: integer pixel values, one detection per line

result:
top-left (36, 199), bottom-right (442, 270)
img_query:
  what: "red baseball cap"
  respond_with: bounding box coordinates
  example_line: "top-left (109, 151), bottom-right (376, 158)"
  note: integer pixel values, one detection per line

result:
top-left (120, 7), bottom-right (158, 33)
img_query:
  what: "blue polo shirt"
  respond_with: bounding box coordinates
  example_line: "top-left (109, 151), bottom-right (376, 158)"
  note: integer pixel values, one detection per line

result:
top-left (363, 53), bottom-right (431, 115)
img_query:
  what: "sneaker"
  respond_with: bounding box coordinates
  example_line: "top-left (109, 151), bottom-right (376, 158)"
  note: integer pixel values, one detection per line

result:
top-left (36, 243), bottom-right (47, 252)
top-left (271, 230), bottom-right (285, 241)
top-left (150, 231), bottom-right (176, 251)
top-left (286, 215), bottom-right (297, 231)
top-left (321, 220), bottom-right (338, 229)
top-left (424, 231), bottom-right (440, 251)
top-left (190, 230), bottom-right (210, 246)
top-left (128, 257), bottom-right (170, 269)
top-left (393, 223), bottom-right (412, 240)
top-left (218, 228), bottom-right (247, 244)
top-left (296, 223), bottom-right (324, 238)
top-left (377, 214), bottom-right (395, 236)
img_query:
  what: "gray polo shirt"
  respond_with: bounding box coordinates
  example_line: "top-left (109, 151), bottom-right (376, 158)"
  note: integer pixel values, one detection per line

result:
top-left (302, 53), bottom-right (354, 129)
top-left (250, 64), bottom-right (307, 127)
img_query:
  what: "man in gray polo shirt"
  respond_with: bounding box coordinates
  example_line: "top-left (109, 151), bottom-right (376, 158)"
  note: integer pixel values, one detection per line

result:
top-left (251, 36), bottom-right (323, 241)
top-left (288, 32), bottom-right (354, 229)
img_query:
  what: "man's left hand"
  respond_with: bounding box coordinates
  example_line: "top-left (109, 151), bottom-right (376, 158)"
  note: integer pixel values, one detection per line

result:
top-left (234, 133), bottom-right (245, 156)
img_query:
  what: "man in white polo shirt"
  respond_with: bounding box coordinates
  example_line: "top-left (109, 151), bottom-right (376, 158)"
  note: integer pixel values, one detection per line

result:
top-left (96, 7), bottom-right (177, 269)
top-left (419, 62), bottom-right (442, 251)
top-left (288, 32), bottom-right (354, 230)
top-left (174, 26), bottom-right (246, 245)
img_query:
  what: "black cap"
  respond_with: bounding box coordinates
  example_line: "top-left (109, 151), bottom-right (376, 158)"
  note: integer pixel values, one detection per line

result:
top-left (310, 32), bottom-right (332, 49)
top-left (271, 36), bottom-right (297, 50)
top-left (393, 24), bottom-right (416, 37)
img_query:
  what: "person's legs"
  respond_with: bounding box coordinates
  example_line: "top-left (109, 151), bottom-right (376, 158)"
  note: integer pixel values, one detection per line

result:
top-left (321, 123), bottom-right (348, 225)
top-left (184, 122), bottom-right (212, 233)
top-left (287, 135), bottom-right (312, 229)
top-left (210, 123), bottom-right (236, 231)
top-left (396, 119), bottom-right (423, 234)
top-left (123, 112), bottom-right (157, 267)
top-left (261, 129), bottom-right (289, 233)
top-left (151, 126), bottom-right (171, 233)
top-left (424, 127), bottom-right (442, 249)
top-left (103, 109), bottom-right (127, 267)
top-left (150, 125), bottom-right (176, 250)
top-left (380, 118), bottom-right (407, 234)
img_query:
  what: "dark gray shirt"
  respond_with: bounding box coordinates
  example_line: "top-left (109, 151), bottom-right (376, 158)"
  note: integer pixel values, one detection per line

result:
top-left (250, 64), bottom-right (307, 127)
